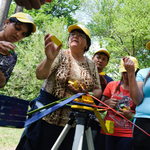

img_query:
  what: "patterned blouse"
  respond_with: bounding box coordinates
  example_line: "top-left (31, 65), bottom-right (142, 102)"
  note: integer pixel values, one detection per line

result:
top-left (42, 49), bottom-right (101, 126)
top-left (0, 52), bottom-right (17, 84)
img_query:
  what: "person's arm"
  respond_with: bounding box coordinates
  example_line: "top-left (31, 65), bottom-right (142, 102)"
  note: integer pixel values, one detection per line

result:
top-left (14, 0), bottom-right (51, 10)
top-left (101, 95), bottom-right (119, 108)
top-left (123, 57), bottom-right (143, 105)
top-left (90, 88), bottom-right (102, 99)
top-left (36, 33), bottom-right (62, 80)
top-left (36, 57), bottom-right (53, 79)
top-left (68, 80), bottom-right (102, 99)
top-left (128, 72), bottom-right (143, 105)
top-left (0, 70), bottom-right (6, 88)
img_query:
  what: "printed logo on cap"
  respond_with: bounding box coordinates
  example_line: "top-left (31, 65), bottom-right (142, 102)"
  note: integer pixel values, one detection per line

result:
top-left (78, 24), bottom-right (85, 29)
top-left (26, 14), bottom-right (33, 22)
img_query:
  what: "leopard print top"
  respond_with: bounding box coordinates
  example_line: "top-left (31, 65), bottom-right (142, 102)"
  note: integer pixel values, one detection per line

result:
top-left (42, 49), bottom-right (101, 127)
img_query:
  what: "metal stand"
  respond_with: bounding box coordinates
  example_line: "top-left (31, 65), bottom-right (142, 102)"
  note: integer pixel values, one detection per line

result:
top-left (51, 110), bottom-right (95, 150)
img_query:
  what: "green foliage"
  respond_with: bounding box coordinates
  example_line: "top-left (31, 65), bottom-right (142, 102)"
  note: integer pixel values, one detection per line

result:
top-left (81, 0), bottom-right (150, 80)
top-left (9, 0), bottom-right (80, 29)
top-left (1, 4), bottom-right (73, 100)
top-left (23, 0), bottom-right (80, 30)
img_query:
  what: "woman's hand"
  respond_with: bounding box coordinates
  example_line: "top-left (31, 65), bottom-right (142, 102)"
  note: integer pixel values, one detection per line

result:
top-left (44, 33), bottom-right (62, 62)
top-left (104, 98), bottom-right (119, 109)
top-left (117, 105), bottom-right (133, 120)
top-left (36, 33), bottom-right (62, 80)
top-left (68, 80), bottom-right (88, 94)
top-left (14, 0), bottom-right (47, 10)
top-left (0, 41), bottom-right (16, 56)
top-left (123, 57), bottom-right (135, 74)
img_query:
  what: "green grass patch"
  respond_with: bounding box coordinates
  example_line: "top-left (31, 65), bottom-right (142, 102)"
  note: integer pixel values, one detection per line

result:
top-left (0, 127), bottom-right (24, 150)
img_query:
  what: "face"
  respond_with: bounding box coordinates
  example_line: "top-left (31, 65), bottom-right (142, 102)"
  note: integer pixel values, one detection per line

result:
top-left (122, 72), bottom-right (128, 82)
top-left (4, 19), bottom-right (28, 43)
top-left (92, 53), bottom-right (108, 70)
top-left (68, 31), bottom-right (88, 52)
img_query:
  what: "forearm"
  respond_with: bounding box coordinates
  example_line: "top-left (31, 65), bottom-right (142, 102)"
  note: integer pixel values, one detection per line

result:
top-left (36, 57), bottom-right (53, 80)
top-left (90, 88), bottom-right (102, 99)
top-left (0, 71), bottom-right (6, 88)
top-left (128, 72), bottom-right (143, 105)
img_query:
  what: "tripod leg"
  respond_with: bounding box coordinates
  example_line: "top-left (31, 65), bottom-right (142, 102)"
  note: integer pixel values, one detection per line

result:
top-left (72, 124), bottom-right (85, 150)
top-left (85, 127), bottom-right (94, 150)
top-left (72, 111), bottom-right (88, 150)
top-left (51, 124), bottom-right (72, 150)
top-left (51, 111), bottom-right (75, 150)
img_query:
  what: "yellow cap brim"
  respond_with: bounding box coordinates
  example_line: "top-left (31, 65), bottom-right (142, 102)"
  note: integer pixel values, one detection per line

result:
top-left (9, 13), bottom-right (36, 33)
top-left (146, 41), bottom-right (150, 50)
top-left (119, 68), bottom-right (137, 73)
top-left (94, 50), bottom-right (110, 59)
top-left (68, 25), bottom-right (83, 33)
top-left (68, 25), bottom-right (91, 39)
top-left (119, 56), bottom-right (139, 73)
top-left (17, 18), bottom-right (36, 33)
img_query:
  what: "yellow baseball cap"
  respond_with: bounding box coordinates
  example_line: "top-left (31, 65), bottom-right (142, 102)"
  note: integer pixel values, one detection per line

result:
top-left (146, 41), bottom-right (150, 50)
top-left (9, 12), bottom-right (36, 33)
top-left (119, 56), bottom-right (139, 73)
top-left (68, 24), bottom-right (91, 39)
top-left (94, 48), bottom-right (110, 60)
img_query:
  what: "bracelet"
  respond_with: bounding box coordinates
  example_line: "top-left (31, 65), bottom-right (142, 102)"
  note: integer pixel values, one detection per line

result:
top-left (129, 114), bottom-right (135, 121)
top-left (89, 92), bottom-right (93, 96)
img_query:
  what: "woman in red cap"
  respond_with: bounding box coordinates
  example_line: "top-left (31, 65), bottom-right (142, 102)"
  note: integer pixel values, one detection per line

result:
top-left (0, 12), bottom-right (36, 88)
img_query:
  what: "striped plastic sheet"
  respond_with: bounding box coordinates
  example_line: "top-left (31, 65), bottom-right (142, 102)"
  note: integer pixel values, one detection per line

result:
top-left (0, 95), bottom-right (29, 128)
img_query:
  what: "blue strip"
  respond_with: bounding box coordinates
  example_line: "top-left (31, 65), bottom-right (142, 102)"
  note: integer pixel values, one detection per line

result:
top-left (24, 93), bottom-right (84, 127)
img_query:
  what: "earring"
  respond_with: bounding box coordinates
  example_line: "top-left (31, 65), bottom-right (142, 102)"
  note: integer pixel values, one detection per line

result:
top-left (3, 25), bottom-right (6, 30)
top-left (84, 47), bottom-right (88, 51)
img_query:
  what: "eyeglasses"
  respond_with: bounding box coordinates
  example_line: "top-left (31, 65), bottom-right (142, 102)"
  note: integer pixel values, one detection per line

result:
top-left (69, 32), bottom-right (86, 39)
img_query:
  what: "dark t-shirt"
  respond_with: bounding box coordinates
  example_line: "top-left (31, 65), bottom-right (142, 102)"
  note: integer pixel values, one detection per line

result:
top-left (104, 74), bottom-right (113, 83)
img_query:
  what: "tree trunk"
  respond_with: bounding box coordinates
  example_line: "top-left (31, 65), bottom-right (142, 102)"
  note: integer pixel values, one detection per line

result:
top-left (14, 5), bottom-right (24, 13)
top-left (0, 0), bottom-right (12, 31)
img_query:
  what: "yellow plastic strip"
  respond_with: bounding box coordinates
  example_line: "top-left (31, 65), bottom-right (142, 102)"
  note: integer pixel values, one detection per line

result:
top-left (71, 105), bottom-right (94, 111)
top-left (94, 108), bottom-right (109, 133)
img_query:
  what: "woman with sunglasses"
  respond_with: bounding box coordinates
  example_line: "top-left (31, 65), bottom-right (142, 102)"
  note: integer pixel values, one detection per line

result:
top-left (16, 24), bottom-right (102, 150)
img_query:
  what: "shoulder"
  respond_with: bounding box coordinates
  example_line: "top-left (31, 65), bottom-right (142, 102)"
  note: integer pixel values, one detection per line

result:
top-left (107, 80), bottom-right (118, 86)
top-left (138, 68), bottom-right (150, 75)
top-left (136, 68), bottom-right (150, 82)
top-left (105, 81), bottom-right (120, 90)
top-left (104, 74), bottom-right (113, 83)
top-left (59, 49), bottom-right (69, 56)
top-left (86, 57), bottom-right (96, 67)
top-left (56, 49), bottom-right (71, 61)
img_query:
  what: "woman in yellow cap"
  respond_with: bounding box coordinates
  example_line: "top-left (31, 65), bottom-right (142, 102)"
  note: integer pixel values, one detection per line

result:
top-left (0, 12), bottom-right (36, 88)
top-left (16, 25), bottom-right (102, 150)
top-left (97, 56), bottom-right (139, 150)
top-left (123, 51), bottom-right (150, 149)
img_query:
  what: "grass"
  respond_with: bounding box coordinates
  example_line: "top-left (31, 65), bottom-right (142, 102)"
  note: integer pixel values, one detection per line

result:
top-left (0, 127), bottom-right (24, 150)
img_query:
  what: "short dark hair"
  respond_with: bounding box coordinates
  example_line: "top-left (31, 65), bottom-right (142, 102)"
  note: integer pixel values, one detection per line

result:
top-left (9, 17), bottom-right (33, 37)
top-left (68, 29), bottom-right (91, 53)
